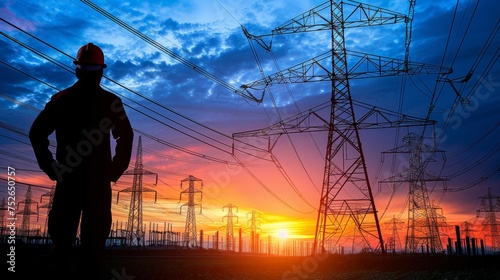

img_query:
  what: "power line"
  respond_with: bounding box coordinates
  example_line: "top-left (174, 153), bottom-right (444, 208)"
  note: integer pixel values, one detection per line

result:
top-left (0, 177), bottom-right (53, 190)
top-left (1, 16), bottom-right (328, 213)
top-left (81, 0), bottom-right (262, 103)
top-left (0, 27), bottom-right (267, 160)
top-left (0, 18), bottom-right (267, 157)
top-left (0, 29), bottom-right (305, 212)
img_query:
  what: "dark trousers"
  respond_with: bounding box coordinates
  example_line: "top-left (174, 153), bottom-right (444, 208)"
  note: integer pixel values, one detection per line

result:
top-left (48, 178), bottom-right (112, 277)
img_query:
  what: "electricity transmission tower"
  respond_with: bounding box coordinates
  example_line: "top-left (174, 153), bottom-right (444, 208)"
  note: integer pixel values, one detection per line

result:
top-left (17, 185), bottom-right (38, 236)
top-left (381, 133), bottom-right (447, 253)
top-left (247, 210), bottom-right (261, 253)
top-left (222, 203), bottom-right (238, 252)
top-left (461, 220), bottom-right (475, 239)
top-left (117, 136), bottom-right (158, 246)
top-left (234, 0), bottom-right (451, 255)
top-left (476, 187), bottom-right (500, 251)
top-left (179, 175), bottom-right (203, 249)
top-left (85, 0), bottom-right (452, 254)
top-left (384, 215), bottom-right (405, 253)
top-left (39, 186), bottom-right (55, 237)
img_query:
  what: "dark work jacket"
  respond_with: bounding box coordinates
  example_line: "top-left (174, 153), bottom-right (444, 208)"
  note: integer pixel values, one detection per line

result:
top-left (29, 81), bottom-right (134, 185)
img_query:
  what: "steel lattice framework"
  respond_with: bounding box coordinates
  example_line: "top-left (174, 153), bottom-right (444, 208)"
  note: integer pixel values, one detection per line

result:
top-left (117, 136), bottom-right (158, 246)
top-left (476, 188), bottom-right (500, 251)
top-left (180, 175), bottom-right (203, 249)
top-left (39, 186), bottom-right (55, 237)
top-left (83, 0), bottom-right (453, 254)
top-left (234, 0), bottom-right (452, 255)
top-left (222, 203), bottom-right (238, 251)
top-left (17, 185), bottom-right (38, 236)
top-left (381, 133), bottom-right (447, 253)
top-left (247, 210), bottom-right (261, 253)
top-left (385, 215), bottom-right (405, 254)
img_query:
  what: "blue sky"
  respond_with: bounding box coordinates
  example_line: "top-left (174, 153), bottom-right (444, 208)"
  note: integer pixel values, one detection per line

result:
top-left (0, 0), bottom-right (499, 242)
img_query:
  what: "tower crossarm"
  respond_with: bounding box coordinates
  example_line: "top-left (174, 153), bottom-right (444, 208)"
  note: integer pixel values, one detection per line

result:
top-left (264, 0), bottom-right (408, 37)
top-left (123, 169), bottom-right (159, 185)
top-left (379, 174), bottom-right (449, 184)
top-left (382, 133), bottom-right (446, 154)
top-left (348, 51), bottom-right (452, 77)
top-left (180, 188), bottom-right (203, 194)
top-left (38, 187), bottom-right (54, 209)
top-left (245, 0), bottom-right (411, 51)
top-left (233, 100), bottom-right (435, 142)
top-left (240, 50), bottom-right (452, 92)
top-left (179, 186), bottom-right (203, 207)
top-left (477, 188), bottom-right (500, 213)
top-left (16, 208), bottom-right (39, 216)
top-left (116, 186), bottom-right (158, 203)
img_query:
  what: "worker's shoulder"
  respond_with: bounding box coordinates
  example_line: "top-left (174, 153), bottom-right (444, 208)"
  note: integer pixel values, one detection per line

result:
top-left (99, 86), bottom-right (123, 103)
top-left (49, 85), bottom-right (121, 102)
top-left (99, 86), bottom-right (118, 98)
top-left (50, 86), bottom-right (75, 102)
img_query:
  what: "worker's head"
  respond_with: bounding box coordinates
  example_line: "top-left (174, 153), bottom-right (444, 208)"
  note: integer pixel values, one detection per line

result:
top-left (73, 43), bottom-right (106, 84)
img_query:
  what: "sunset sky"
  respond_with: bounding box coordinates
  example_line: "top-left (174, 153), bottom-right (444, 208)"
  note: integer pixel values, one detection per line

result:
top-left (1, 0), bottom-right (499, 249)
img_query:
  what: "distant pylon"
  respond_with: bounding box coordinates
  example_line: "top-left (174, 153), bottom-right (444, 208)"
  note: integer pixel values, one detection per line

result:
top-left (117, 136), bottom-right (158, 246)
top-left (476, 187), bottom-right (500, 251)
top-left (381, 133), bottom-right (447, 253)
top-left (461, 220), bottom-right (475, 239)
top-left (223, 204), bottom-right (238, 251)
top-left (179, 175), bottom-right (203, 249)
top-left (17, 185), bottom-right (38, 236)
top-left (247, 210), bottom-right (261, 253)
top-left (384, 215), bottom-right (404, 253)
top-left (38, 185), bottom-right (55, 237)
top-left (430, 200), bottom-right (448, 241)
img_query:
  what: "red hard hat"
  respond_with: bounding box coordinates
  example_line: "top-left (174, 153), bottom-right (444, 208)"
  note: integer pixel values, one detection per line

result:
top-left (73, 43), bottom-right (107, 68)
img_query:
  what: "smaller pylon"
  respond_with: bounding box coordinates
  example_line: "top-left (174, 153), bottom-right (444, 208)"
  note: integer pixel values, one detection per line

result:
top-left (247, 210), bottom-right (261, 253)
top-left (460, 220), bottom-right (476, 239)
top-left (17, 185), bottom-right (39, 236)
top-left (179, 175), bottom-right (203, 249)
top-left (476, 187), bottom-right (500, 251)
top-left (117, 136), bottom-right (158, 246)
top-left (39, 185), bottom-right (55, 238)
top-left (381, 133), bottom-right (447, 253)
top-left (384, 215), bottom-right (405, 253)
top-left (223, 204), bottom-right (238, 251)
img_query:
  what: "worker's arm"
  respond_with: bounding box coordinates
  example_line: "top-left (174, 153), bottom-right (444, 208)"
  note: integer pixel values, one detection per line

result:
top-left (29, 100), bottom-right (58, 181)
top-left (109, 97), bottom-right (134, 182)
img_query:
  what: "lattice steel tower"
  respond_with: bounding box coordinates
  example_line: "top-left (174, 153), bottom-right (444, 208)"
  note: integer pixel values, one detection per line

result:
top-left (381, 133), bottom-right (447, 253)
top-left (117, 136), bottom-right (158, 246)
top-left (17, 185), bottom-right (38, 236)
top-left (222, 203), bottom-right (238, 251)
top-left (247, 210), bottom-right (261, 253)
top-left (384, 215), bottom-right (405, 253)
top-left (39, 186), bottom-right (55, 237)
top-left (461, 220), bottom-right (475, 239)
top-left (234, 0), bottom-right (451, 255)
top-left (476, 187), bottom-right (500, 251)
top-left (179, 175), bottom-right (203, 249)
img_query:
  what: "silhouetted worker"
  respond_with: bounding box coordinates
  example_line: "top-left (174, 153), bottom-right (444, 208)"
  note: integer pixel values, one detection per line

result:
top-left (29, 43), bottom-right (133, 278)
